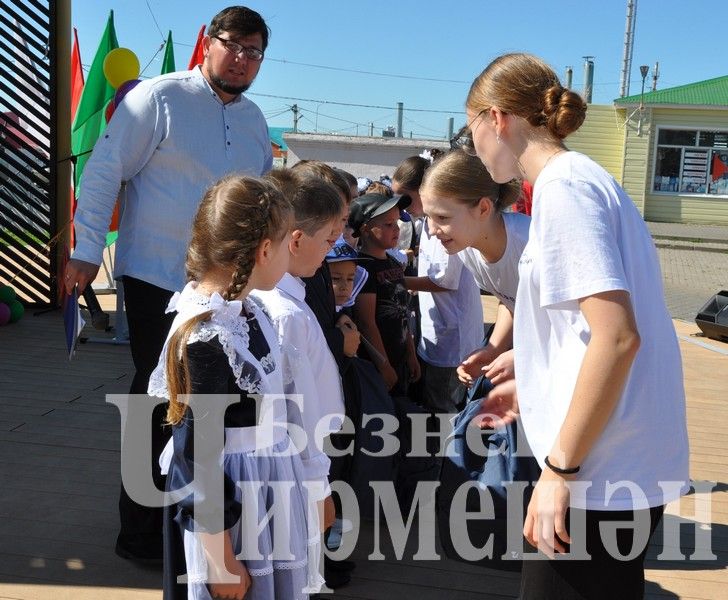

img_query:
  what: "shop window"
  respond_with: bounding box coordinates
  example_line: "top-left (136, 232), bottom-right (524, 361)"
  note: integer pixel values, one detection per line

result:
top-left (710, 150), bottom-right (728, 195)
top-left (653, 128), bottom-right (728, 196)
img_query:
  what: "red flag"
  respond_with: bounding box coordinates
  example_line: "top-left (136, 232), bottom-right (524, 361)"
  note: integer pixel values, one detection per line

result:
top-left (187, 24), bottom-right (206, 69)
top-left (69, 27), bottom-right (85, 249)
top-left (71, 27), bottom-right (84, 118)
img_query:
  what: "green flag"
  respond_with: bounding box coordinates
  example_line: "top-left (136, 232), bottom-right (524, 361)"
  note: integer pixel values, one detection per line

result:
top-left (71, 10), bottom-right (118, 192)
top-left (161, 31), bottom-right (176, 74)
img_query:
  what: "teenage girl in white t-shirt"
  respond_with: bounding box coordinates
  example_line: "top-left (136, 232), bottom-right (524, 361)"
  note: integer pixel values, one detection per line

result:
top-left (463, 53), bottom-right (689, 599)
top-left (419, 149), bottom-right (530, 388)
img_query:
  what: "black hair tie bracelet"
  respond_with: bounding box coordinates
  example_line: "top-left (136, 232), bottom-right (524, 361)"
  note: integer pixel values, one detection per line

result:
top-left (544, 456), bottom-right (580, 475)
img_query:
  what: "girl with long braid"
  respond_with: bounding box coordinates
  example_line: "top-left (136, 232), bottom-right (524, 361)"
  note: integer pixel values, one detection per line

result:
top-left (148, 175), bottom-right (313, 600)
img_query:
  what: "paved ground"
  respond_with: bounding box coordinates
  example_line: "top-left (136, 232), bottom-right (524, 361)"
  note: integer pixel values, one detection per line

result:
top-left (657, 247), bottom-right (727, 321)
top-left (643, 221), bottom-right (727, 322)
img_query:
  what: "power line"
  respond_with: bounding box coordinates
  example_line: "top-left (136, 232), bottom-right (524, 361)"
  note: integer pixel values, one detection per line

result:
top-left (139, 42), bottom-right (165, 77)
top-left (145, 0), bottom-right (166, 41)
top-left (297, 106), bottom-right (369, 128)
top-left (402, 115), bottom-right (448, 135)
top-left (264, 57), bottom-right (470, 84)
top-left (248, 92), bottom-right (464, 115)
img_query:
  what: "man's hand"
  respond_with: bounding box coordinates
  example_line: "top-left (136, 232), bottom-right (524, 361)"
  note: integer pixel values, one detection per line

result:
top-left (64, 258), bottom-right (100, 295)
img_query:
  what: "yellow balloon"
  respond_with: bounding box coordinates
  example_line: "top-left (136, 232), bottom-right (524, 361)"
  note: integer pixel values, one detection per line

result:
top-left (103, 48), bottom-right (140, 89)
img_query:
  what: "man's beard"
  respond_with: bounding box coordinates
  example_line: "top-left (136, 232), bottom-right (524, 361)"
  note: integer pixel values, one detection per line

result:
top-left (210, 73), bottom-right (253, 95)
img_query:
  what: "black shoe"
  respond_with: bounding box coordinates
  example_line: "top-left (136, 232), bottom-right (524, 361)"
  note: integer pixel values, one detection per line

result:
top-left (115, 539), bottom-right (163, 566)
top-left (323, 567), bottom-right (351, 590)
top-left (324, 555), bottom-right (356, 572)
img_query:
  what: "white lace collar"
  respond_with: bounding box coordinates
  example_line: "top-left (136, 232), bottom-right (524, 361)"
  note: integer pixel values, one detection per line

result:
top-left (148, 282), bottom-right (281, 399)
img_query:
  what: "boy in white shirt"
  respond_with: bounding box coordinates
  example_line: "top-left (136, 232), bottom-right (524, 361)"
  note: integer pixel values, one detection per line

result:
top-left (252, 176), bottom-right (346, 538)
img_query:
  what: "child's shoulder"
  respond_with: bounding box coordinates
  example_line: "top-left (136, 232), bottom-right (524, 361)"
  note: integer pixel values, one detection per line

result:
top-left (250, 287), bottom-right (308, 328)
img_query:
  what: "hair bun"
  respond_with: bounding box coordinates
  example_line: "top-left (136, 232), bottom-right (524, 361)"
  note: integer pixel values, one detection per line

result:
top-left (541, 85), bottom-right (586, 139)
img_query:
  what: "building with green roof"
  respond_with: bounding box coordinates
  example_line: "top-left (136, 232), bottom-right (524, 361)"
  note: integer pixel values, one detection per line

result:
top-left (279, 77), bottom-right (728, 224)
top-left (610, 76), bottom-right (728, 224)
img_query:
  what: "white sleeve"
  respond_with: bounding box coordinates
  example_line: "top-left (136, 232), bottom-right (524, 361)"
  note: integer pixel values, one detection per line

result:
top-left (72, 83), bottom-right (165, 265)
top-left (536, 178), bottom-right (628, 307)
top-left (275, 312), bottom-right (331, 490)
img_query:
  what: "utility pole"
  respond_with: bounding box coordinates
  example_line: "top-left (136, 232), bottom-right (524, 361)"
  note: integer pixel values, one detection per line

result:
top-left (396, 102), bottom-right (404, 137)
top-left (292, 104), bottom-right (299, 133)
top-left (619, 0), bottom-right (637, 97)
top-left (652, 61), bottom-right (659, 91)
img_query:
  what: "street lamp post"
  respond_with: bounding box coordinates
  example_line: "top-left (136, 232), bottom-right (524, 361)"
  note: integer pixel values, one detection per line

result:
top-left (638, 64), bottom-right (649, 136)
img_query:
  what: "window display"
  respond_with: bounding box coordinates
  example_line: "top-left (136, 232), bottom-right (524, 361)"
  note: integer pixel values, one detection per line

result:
top-left (653, 128), bottom-right (728, 196)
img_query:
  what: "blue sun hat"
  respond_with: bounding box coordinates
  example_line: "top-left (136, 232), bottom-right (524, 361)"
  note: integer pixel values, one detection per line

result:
top-left (325, 238), bottom-right (369, 263)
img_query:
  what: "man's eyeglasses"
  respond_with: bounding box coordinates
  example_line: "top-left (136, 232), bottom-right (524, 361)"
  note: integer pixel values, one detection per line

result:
top-left (212, 36), bottom-right (264, 61)
top-left (449, 109), bottom-right (488, 157)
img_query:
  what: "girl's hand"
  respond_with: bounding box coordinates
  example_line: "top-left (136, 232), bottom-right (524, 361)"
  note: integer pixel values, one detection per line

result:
top-left (208, 559), bottom-right (251, 600)
top-left (457, 346), bottom-right (497, 387)
top-left (471, 379), bottom-right (519, 428)
top-left (523, 468), bottom-right (573, 558)
top-left (482, 349), bottom-right (515, 384)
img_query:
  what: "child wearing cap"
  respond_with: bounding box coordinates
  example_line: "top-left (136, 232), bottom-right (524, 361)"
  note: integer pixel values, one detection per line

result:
top-left (325, 239), bottom-right (369, 312)
top-left (349, 193), bottom-right (421, 394)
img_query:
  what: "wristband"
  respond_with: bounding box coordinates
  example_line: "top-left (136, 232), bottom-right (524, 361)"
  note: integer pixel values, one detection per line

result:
top-left (544, 456), bottom-right (580, 475)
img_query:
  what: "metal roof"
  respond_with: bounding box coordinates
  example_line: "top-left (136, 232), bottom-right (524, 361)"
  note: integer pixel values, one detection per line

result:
top-left (614, 75), bottom-right (728, 107)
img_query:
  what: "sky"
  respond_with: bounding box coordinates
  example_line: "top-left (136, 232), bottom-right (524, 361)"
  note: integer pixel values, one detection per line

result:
top-left (70, 0), bottom-right (728, 141)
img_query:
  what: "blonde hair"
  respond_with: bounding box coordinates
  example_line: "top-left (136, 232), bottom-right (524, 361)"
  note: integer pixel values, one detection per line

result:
top-left (165, 176), bottom-right (292, 425)
top-left (467, 53), bottom-right (586, 140)
top-left (421, 149), bottom-right (521, 212)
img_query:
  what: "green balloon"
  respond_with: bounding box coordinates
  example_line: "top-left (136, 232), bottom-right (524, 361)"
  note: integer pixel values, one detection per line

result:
top-left (0, 285), bottom-right (16, 304)
top-left (8, 299), bottom-right (24, 323)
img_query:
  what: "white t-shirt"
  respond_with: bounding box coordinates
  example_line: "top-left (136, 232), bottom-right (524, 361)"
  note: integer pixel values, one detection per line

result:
top-left (417, 220), bottom-right (483, 367)
top-left (458, 212), bottom-right (530, 313)
top-left (514, 151), bottom-right (689, 511)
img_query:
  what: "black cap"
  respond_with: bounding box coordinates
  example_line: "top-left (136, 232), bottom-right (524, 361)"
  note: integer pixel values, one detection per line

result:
top-left (347, 193), bottom-right (411, 238)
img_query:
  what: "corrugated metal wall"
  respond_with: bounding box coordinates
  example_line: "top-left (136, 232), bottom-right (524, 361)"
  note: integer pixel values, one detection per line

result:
top-left (567, 104), bottom-right (625, 182)
top-left (619, 107), bottom-right (653, 215)
top-left (0, 0), bottom-right (56, 305)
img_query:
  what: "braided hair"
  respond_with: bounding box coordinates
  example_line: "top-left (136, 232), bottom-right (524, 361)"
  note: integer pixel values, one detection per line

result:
top-left (165, 176), bottom-right (291, 425)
